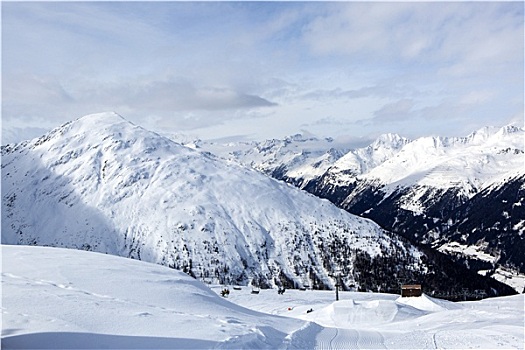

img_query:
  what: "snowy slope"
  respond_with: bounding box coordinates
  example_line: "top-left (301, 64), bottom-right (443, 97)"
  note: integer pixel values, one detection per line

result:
top-left (1, 112), bottom-right (424, 291)
top-left (223, 280), bottom-right (523, 349)
top-left (2, 245), bottom-right (523, 349)
top-left (1, 245), bottom-right (307, 349)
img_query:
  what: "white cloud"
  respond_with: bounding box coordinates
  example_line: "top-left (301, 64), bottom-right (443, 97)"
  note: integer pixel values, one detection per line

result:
top-left (78, 77), bottom-right (276, 112)
top-left (303, 2), bottom-right (429, 58)
top-left (459, 91), bottom-right (496, 106)
top-left (1, 2), bottom-right (523, 144)
top-left (302, 2), bottom-right (523, 74)
top-left (373, 99), bottom-right (416, 122)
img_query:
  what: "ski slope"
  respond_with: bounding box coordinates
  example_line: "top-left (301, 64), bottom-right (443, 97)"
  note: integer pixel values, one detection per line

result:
top-left (2, 245), bottom-right (523, 349)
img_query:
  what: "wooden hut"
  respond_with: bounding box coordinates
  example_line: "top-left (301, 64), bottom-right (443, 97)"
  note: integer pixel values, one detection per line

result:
top-left (401, 284), bottom-right (422, 297)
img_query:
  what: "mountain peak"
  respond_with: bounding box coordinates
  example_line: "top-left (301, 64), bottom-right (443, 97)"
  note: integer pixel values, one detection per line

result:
top-left (465, 125), bottom-right (500, 144)
top-left (284, 133), bottom-right (318, 143)
top-left (497, 124), bottom-right (523, 136)
top-left (38, 111), bottom-right (135, 145)
top-left (371, 133), bottom-right (409, 149)
top-left (79, 111), bottom-right (125, 121)
top-left (72, 111), bottom-right (130, 129)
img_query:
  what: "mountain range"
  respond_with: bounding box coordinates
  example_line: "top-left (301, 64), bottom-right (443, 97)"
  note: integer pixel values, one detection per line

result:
top-left (180, 124), bottom-right (525, 292)
top-left (1, 112), bottom-right (518, 297)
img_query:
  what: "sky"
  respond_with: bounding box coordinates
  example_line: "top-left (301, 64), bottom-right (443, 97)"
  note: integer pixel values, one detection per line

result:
top-left (2, 1), bottom-right (524, 147)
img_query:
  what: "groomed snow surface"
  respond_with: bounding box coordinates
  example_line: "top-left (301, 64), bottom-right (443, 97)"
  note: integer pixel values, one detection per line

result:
top-left (2, 246), bottom-right (523, 349)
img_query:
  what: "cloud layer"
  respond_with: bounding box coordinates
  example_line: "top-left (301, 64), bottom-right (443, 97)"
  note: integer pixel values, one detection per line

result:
top-left (2, 2), bottom-right (523, 145)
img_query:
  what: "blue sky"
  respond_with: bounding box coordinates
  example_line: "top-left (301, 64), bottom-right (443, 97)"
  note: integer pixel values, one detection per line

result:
top-left (2, 1), bottom-right (523, 146)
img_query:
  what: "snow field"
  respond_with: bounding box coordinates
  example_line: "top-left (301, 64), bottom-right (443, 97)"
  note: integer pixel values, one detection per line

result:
top-left (2, 245), bottom-right (523, 349)
top-left (1, 246), bottom-right (305, 349)
top-left (217, 283), bottom-right (524, 349)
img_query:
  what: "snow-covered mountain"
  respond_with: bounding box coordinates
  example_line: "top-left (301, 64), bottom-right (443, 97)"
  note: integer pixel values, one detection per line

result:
top-left (307, 126), bottom-right (525, 287)
top-left (199, 126), bottom-right (525, 291)
top-left (2, 112), bottom-right (514, 297)
top-left (0, 114), bottom-right (408, 289)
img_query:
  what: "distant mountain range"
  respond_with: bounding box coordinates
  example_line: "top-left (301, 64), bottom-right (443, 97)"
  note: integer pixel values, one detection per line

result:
top-left (1, 112), bottom-right (515, 298)
top-left (181, 124), bottom-right (525, 292)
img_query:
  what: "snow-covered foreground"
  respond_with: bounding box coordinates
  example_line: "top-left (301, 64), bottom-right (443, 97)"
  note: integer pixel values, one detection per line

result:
top-left (2, 246), bottom-right (523, 349)
top-left (218, 287), bottom-right (524, 349)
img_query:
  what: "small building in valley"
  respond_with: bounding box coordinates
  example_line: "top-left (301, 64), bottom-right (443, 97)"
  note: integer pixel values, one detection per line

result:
top-left (401, 284), bottom-right (422, 297)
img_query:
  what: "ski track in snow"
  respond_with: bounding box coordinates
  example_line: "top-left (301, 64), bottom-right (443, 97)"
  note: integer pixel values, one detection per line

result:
top-left (313, 327), bottom-right (386, 350)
